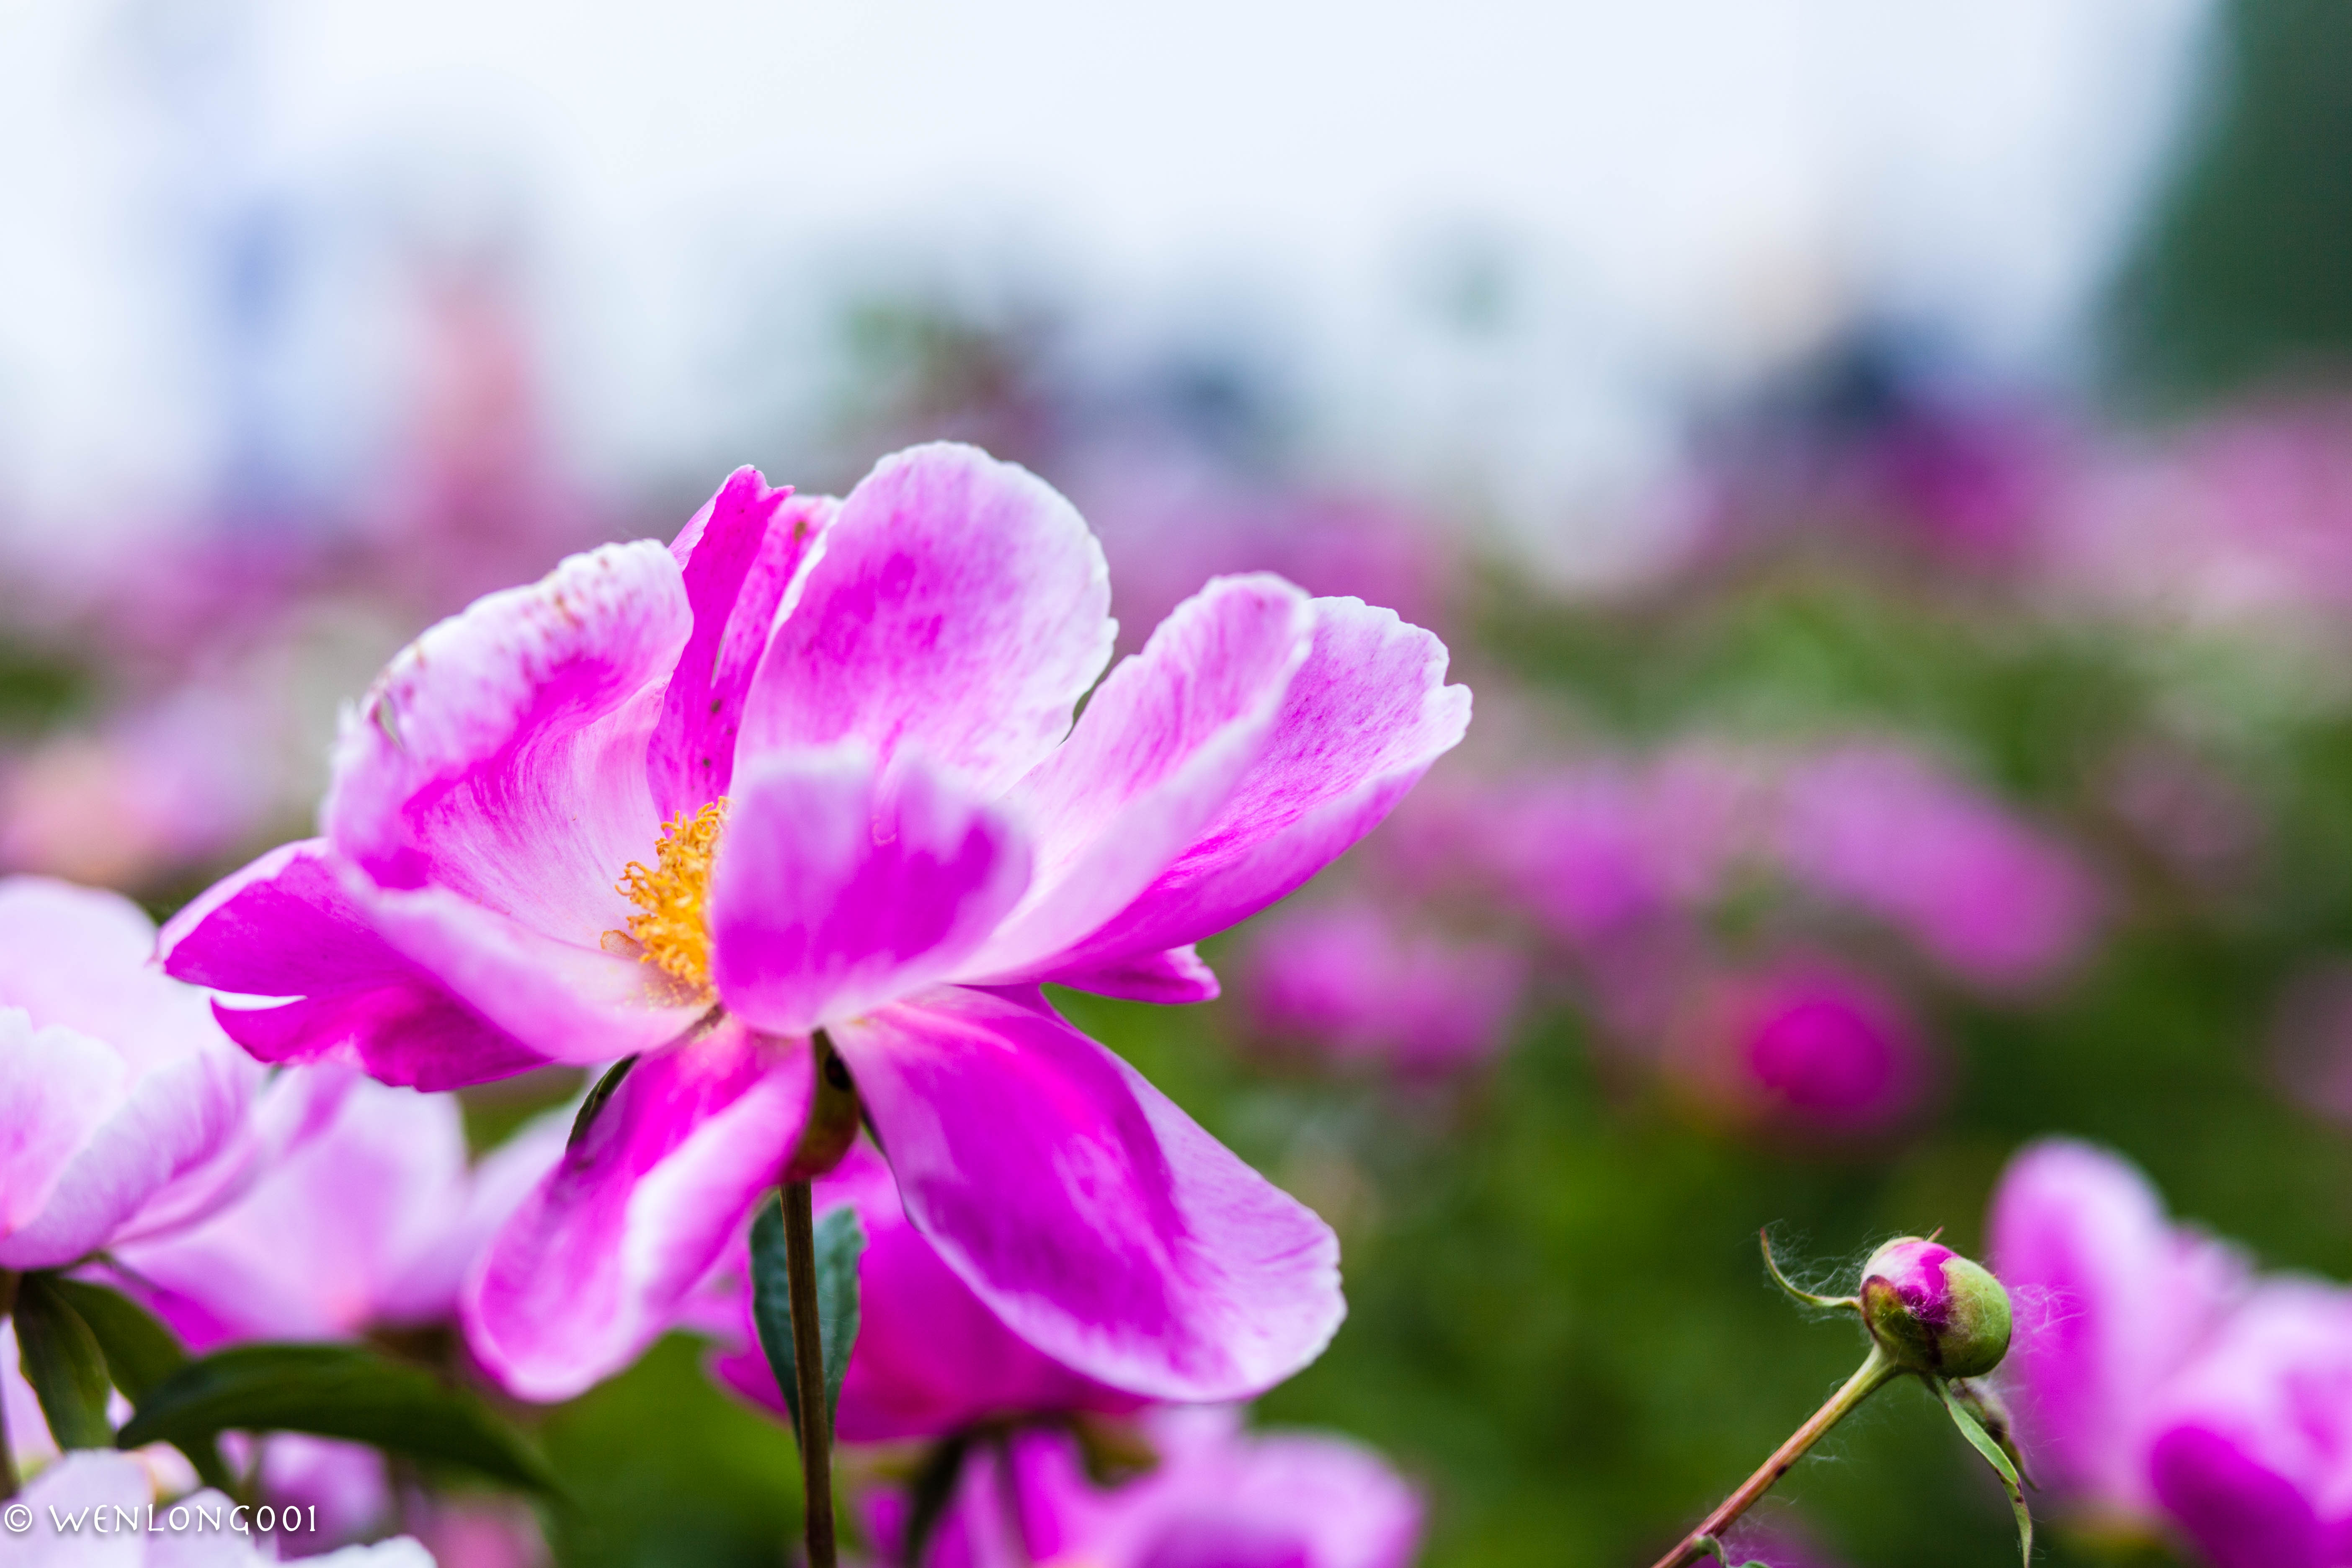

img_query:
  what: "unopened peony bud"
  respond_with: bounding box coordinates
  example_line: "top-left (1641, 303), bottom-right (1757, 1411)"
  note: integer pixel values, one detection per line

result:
top-left (1858, 1236), bottom-right (2012, 1378)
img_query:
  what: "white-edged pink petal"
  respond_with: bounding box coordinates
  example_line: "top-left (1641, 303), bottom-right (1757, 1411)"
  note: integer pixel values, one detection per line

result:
top-left (830, 986), bottom-right (1342, 1403)
top-left (463, 1024), bottom-right (813, 1401)
top-left (957, 574), bottom-right (1312, 983)
top-left (708, 750), bottom-right (1032, 1035)
top-left (739, 443), bottom-right (1114, 798)
top-left (324, 541), bottom-right (687, 947)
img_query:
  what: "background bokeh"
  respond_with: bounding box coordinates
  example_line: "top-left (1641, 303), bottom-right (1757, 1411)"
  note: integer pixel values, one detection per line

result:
top-left (8, 1), bottom-right (2352, 1563)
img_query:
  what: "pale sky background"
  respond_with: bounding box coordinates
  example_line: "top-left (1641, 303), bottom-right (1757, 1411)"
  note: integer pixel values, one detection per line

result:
top-left (0, 0), bottom-right (2211, 571)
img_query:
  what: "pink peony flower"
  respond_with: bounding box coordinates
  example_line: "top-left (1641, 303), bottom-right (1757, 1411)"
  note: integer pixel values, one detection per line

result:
top-left (702, 1138), bottom-right (1142, 1442)
top-left (1777, 746), bottom-right (2099, 991)
top-left (160, 443), bottom-right (1470, 1402)
top-left (1242, 902), bottom-right (1525, 1077)
top-left (869, 1406), bottom-right (1420, 1568)
top-left (1986, 1139), bottom-right (2352, 1557)
top-left (1665, 959), bottom-right (1932, 1141)
top-left (7, 1451), bottom-right (433, 1567)
top-left (0, 878), bottom-right (265, 1271)
top-left (114, 1071), bottom-right (563, 1349)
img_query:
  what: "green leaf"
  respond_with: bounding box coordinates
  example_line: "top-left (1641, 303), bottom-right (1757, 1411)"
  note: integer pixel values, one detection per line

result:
top-left (116, 1343), bottom-right (560, 1496)
top-left (39, 1276), bottom-right (236, 1492)
top-left (43, 1277), bottom-right (187, 1401)
top-left (13, 1273), bottom-right (115, 1448)
top-left (1934, 1376), bottom-right (2033, 1566)
top-left (749, 1201), bottom-right (866, 1443)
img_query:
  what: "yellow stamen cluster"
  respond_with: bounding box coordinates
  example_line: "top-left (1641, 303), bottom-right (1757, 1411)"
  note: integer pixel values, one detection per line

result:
top-left (614, 800), bottom-right (727, 992)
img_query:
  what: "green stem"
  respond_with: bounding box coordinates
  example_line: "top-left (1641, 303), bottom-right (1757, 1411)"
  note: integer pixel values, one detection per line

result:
top-left (0, 1270), bottom-right (18, 1501)
top-left (782, 1183), bottom-right (837, 1568)
top-left (1648, 1346), bottom-right (1900, 1568)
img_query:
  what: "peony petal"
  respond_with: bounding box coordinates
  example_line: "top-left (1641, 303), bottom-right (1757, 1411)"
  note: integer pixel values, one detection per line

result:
top-left (359, 879), bottom-right (710, 1065)
top-left (464, 1024), bottom-right (813, 1401)
top-left (0, 1011), bottom-right (123, 1246)
top-left (324, 541), bottom-right (687, 946)
top-left (830, 986), bottom-right (1342, 1402)
top-left (1031, 597), bottom-right (1470, 986)
top-left (739, 444), bottom-right (1114, 798)
top-left (161, 841), bottom-right (570, 1088)
top-left (2148, 1425), bottom-right (2323, 1568)
top-left (651, 469), bottom-right (836, 818)
top-left (708, 750), bottom-right (1032, 1035)
top-left (13, 1452), bottom-right (150, 1568)
top-left (0, 1036), bottom-right (254, 1270)
top-left (1046, 946), bottom-right (1221, 1004)
top-left (958, 575), bottom-right (1312, 983)
top-left (1987, 1139), bottom-right (2249, 1513)
top-left (117, 1075), bottom-right (474, 1344)
top-left (0, 878), bottom-right (226, 1076)
top-left (707, 1139), bottom-right (1141, 1441)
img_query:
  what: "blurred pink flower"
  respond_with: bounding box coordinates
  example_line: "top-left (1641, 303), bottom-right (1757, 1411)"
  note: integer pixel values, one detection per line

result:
top-left (162, 443), bottom-right (1468, 1403)
top-left (0, 878), bottom-right (264, 1270)
top-left (1242, 902), bottom-right (1525, 1076)
top-left (0, 683), bottom-right (289, 892)
top-left (1777, 745), bottom-right (2100, 990)
top-left (1666, 958), bottom-right (1932, 1141)
top-left (97, 1075), bottom-right (560, 1555)
top-left (869, 1406), bottom-right (1421, 1568)
top-left (702, 1138), bottom-right (1142, 1442)
top-left (411, 1496), bottom-right (549, 1568)
top-left (115, 1072), bottom-right (562, 1349)
top-left (2043, 399), bottom-right (2352, 626)
top-left (1987, 1139), bottom-right (2352, 1560)
top-left (1486, 753), bottom-right (1757, 950)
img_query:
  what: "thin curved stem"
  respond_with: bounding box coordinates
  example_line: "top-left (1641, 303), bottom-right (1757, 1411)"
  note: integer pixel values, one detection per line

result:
top-left (1648, 1346), bottom-right (1900, 1568)
top-left (0, 1270), bottom-right (18, 1501)
top-left (783, 1183), bottom-right (837, 1568)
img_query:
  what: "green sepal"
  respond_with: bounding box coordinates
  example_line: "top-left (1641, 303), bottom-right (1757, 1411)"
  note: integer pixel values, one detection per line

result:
top-left (749, 1201), bottom-right (866, 1443)
top-left (568, 1055), bottom-right (640, 1151)
top-left (1759, 1230), bottom-right (1859, 1313)
top-left (116, 1342), bottom-right (561, 1497)
top-left (41, 1275), bottom-right (235, 1491)
top-left (13, 1273), bottom-right (114, 1449)
top-left (1934, 1375), bottom-right (2033, 1566)
top-left (1693, 1536), bottom-right (1771, 1568)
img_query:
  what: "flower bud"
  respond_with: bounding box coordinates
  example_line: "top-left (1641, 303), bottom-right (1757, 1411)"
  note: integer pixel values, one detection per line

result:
top-left (1858, 1236), bottom-right (2012, 1378)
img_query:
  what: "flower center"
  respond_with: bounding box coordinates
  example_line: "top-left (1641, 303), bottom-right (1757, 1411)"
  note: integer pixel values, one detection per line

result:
top-left (612, 800), bottom-right (727, 993)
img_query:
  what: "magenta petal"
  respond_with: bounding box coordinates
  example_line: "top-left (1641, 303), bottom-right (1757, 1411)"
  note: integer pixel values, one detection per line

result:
top-left (1047, 946), bottom-right (1222, 1004)
top-left (464, 1025), bottom-right (813, 1401)
top-left (831, 987), bottom-right (1342, 1402)
top-left (324, 540), bottom-right (686, 944)
top-left (1987, 1139), bottom-right (2248, 1512)
top-left (708, 1140), bottom-right (1141, 1441)
top-left (740, 444), bottom-right (1114, 798)
top-left (651, 469), bottom-right (836, 818)
top-left (361, 880), bottom-right (709, 1064)
top-left (708, 750), bottom-right (1032, 1035)
top-left (2148, 1425), bottom-right (2322, 1568)
top-left (161, 840), bottom-right (564, 1088)
top-left (1039, 597), bottom-right (1470, 980)
top-left (961, 575), bottom-right (1313, 983)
